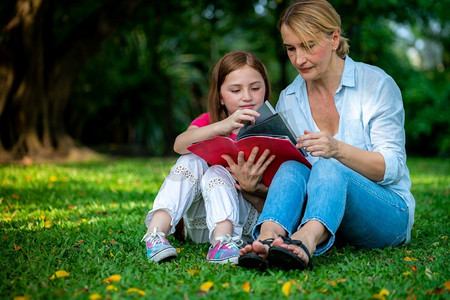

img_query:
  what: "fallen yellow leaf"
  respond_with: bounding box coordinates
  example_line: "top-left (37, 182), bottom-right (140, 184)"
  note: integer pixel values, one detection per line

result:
top-left (404, 257), bottom-right (417, 262)
top-left (444, 281), bottom-right (450, 291)
top-left (242, 281), bottom-right (251, 292)
top-left (200, 281), bottom-right (214, 292)
top-left (106, 285), bottom-right (118, 291)
top-left (50, 270), bottom-right (69, 280)
top-left (89, 294), bottom-right (102, 300)
top-left (127, 288), bottom-right (146, 295)
top-left (13, 244), bottom-right (21, 251)
top-left (187, 269), bottom-right (200, 276)
top-left (372, 288), bottom-right (390, 300)
top-left (103, 274), bottom-right (121, 283)
top-left (44, 219), bottom-right (51, 228)
top-left (282, 281), bottom-right (292, 296)
top-left (13, 295), bottom-right (30, 300)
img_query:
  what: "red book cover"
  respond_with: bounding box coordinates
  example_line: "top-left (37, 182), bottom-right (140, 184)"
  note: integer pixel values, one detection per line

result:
top-left (187, 135), bottom-right (311, 186)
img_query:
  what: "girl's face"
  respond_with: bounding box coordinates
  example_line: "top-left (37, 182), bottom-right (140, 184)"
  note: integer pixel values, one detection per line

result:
top-left (220, 65), bottom-right (266, 115)
top-left (280, 24), bottom-right (338, 81)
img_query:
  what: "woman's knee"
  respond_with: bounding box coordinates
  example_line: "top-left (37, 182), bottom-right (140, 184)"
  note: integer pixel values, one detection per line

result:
top-left (273, 161), bottom-right (310, 186)
top-left (309, 159), bottom-right (346, 184)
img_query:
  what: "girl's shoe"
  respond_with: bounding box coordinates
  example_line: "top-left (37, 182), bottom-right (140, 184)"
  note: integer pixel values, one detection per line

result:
top-left (206, 234), bottom-right (243, 265)
top-left (141, 227), bottom-right (177, 263)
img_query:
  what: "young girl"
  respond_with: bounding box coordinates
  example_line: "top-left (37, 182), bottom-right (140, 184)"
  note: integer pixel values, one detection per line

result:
top-left (141, 51), bottom-right (275, 264)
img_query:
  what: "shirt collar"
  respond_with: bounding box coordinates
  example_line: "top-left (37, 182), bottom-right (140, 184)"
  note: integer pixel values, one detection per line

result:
top-left (341, 56), bottom-right (355, 88)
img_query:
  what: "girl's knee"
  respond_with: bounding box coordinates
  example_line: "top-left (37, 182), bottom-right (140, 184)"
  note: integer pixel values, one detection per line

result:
top-left (200, 165), bottom-right (235, 190)
top-left (175, 153), bottom-right (208, 169)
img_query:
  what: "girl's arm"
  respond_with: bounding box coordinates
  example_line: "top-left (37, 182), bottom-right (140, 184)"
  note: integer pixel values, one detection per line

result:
top-left (174, 109), bottom-right (260, 154)
top-left (174, 123), bottom-right (226, 155)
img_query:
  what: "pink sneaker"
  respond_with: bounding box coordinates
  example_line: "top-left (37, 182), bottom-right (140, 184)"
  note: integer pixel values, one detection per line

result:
top-left (206, 234), bottom-right (243, 264)
top-left (141, 227), bottom-right (177, 263)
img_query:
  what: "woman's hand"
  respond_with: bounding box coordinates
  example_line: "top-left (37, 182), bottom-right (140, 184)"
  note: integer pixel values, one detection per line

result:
top-left (222, 146), bottom-right (275, 193)
top-left (297, 130), bottom-right (340, 158)
top-left (220, 109), bottom-right (260, 134)
top-left (298, 130), bottom-right (385, 181)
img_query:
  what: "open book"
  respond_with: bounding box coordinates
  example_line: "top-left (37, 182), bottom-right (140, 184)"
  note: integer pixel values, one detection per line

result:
top-left (237, 101), bottom-right (308, 157)
top-left (187, 101), bottom-right (311, 186)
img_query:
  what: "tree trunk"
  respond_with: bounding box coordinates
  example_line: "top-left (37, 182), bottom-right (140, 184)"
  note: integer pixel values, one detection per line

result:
top-left (0, 0), bottom-right (145, 162)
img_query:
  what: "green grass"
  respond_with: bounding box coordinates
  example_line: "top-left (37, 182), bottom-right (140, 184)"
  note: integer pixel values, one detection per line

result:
top-left (0, 157), bottom-right (448, 299)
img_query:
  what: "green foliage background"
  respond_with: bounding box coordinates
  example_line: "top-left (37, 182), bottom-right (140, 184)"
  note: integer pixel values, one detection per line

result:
top-left (59, 0), bottom-right (449, 156)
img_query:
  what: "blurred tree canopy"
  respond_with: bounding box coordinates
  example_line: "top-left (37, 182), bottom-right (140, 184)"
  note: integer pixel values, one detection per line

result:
top-left (0, 0), bottom-right (448, 161)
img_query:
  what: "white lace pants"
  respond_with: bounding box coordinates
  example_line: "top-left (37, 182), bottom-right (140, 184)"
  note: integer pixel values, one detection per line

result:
top-left (145, 154), bottom-right (259, 243)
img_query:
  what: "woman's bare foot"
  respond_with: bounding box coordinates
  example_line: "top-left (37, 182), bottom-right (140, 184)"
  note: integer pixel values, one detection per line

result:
top-left (271, 236), bottom-right (311, 265)
top-left (239, 239), bottom-right (271, 259)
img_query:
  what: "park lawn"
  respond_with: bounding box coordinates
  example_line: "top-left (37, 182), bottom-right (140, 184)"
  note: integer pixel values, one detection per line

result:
top-left (0, 157), bottom-right (448, 299)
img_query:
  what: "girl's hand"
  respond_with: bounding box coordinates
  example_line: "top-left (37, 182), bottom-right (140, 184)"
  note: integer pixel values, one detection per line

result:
top-left (297, 130), bottom-right (339, 158)
top-left (222, 146), bottom-right (275, 193)
top-left (221, 109), bottom-right (260, 134)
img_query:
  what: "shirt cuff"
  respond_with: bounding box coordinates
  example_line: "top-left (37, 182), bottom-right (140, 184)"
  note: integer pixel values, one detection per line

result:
top-left (377, 149), bottom-right (400, 185)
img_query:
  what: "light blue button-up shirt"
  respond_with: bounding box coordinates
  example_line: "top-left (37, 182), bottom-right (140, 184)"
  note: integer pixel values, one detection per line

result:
top-left (276, 56), bottom-right (415, 242)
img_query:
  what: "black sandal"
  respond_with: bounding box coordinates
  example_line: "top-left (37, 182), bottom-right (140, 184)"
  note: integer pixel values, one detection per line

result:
top-left (238, 238), bottom-right (274, 271)
top-left (268, 235), bottom-right (312, 271)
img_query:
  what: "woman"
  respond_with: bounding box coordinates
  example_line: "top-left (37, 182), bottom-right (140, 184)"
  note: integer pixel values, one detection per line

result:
top-left (238, 0), bottom-right (415, 271)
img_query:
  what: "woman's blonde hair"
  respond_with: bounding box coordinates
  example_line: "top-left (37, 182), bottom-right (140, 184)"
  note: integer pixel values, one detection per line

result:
top-left (207, 51), bottom-right (270, 123)
top-left (278, 0), bottom-right (349, 58)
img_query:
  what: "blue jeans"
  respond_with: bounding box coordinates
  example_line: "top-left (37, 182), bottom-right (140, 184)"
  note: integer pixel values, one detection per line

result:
top-left (253, 159), bottom-right (409, 255)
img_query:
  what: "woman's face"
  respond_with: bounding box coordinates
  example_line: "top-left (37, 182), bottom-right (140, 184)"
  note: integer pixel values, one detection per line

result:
top-left (220, 65), bottom-right (266, 114)
top-left (280, 24), bottom-right (338, 81)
